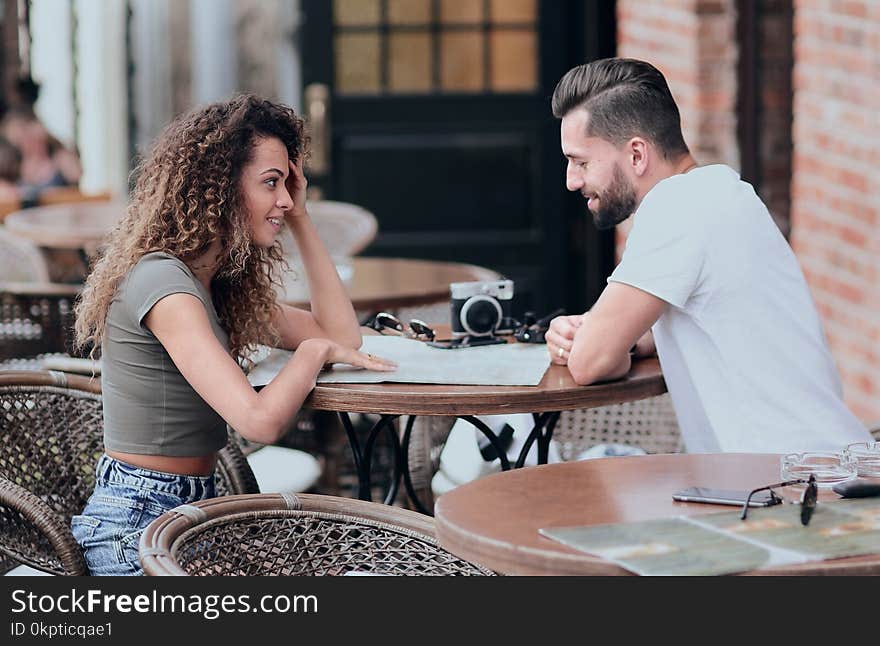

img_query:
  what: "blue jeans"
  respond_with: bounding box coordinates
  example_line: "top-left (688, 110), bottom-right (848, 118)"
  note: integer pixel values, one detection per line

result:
top-left (71, 454), bottom-right (216, 576)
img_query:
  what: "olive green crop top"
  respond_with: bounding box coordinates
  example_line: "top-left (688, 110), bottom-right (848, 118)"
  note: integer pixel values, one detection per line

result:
top-left (100, 252), bottom-right (229, 456)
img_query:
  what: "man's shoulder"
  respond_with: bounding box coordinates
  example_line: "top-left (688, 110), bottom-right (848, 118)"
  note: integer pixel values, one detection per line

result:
top-left (651, 164), bottom-right (739, 203)
top-left (633, 164), bottom-right (742, 229)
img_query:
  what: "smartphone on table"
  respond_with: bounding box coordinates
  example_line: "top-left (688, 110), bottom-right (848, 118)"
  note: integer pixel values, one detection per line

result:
top-left (671, 487), bottom-right (781, 507)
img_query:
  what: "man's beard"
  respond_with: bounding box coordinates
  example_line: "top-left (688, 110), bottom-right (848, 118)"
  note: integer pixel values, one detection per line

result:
top-left (588, 164), bottom-right (637, 230)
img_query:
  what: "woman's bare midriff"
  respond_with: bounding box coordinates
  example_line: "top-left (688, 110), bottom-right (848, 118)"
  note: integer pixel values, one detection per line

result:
top-left (106, 450), bottom-right (217, 477)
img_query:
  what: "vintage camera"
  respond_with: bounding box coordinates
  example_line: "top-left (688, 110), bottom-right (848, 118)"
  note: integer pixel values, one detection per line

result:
top-left (450, 279), bottom-right (515, 338)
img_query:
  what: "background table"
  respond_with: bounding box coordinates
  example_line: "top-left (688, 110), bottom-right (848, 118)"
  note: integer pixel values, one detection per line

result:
top-left (4, 202), bottom-right (126, 282)
top-left (4, 201), bottom-right (125, 251)
top-left (280, 256), bottom-right (500, 311)
top-left (4, 203), bottom-right (500, 312)
top-left (303, 354), bottom-right (666, 512)
top-left (433, 453), bottom-right (880, 575)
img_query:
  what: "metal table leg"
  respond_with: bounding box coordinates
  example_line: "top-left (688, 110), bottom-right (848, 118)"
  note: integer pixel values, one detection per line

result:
top-left (337, 412), bottom-right (403, 503)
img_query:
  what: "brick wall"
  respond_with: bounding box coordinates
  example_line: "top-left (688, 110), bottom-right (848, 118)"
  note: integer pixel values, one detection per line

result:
top-left (790, 0), bottom-right (880, 425)
top-left (615, 0), bottom-right (739, 257)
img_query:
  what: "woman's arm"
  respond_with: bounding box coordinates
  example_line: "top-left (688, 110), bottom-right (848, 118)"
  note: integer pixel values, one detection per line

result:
top-left (271, 302), bottom-right (358, 351)
top-left (144, 293), bottom-right (394, 445)
top-left (280, 158), bottom-right (361, 350)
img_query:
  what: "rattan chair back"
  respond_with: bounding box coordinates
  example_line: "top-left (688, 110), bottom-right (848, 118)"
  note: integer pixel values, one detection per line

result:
top-left (553, 393), bottom-right (683, 459)
top-left (140, 492), bottom-right (495, 576)
top-left (0, 229), bottom-right (50, 282)
top-left (0, 370), bottom-right (102, 574)
top-left (278, 199), bottom-right (378, 260)
top-left (0, 370), bottom-right (259, 575)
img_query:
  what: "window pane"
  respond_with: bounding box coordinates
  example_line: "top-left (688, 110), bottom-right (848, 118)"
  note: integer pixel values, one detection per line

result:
top-left (441, 31), bottom-right (483, 91)
top-left (388, 31), bottom-right (432, 93)
top-left (490, 30), bottom-right (536, 92)
top-left (335, 33), bottom-right (381, 94)
top-left (489, 0), bottom-right (536, 23)
top-left (334, 0), bottom-right (381, 26)
top-left (388, 0), bottom-right (431, 24)
top-left (440, 0), bottom-right (483, 23)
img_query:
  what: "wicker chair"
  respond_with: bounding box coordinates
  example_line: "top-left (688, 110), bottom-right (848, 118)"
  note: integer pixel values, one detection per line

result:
top-left (0, 370), bottom-right (258, 575)
top-left (140, 492), bottom-right (495, 576)
top-left (553, 392), bottom-right (683, 459)
top-left (0, 229), bottom-right (50, 282)
top-left (278, 199), bottom-right (378, 261)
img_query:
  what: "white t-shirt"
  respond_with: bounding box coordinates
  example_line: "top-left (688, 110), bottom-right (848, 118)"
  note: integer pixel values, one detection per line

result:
top-left (609, 164), bottom-right (870, 453)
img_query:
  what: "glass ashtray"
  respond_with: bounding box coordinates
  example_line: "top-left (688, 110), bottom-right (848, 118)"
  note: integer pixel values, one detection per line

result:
top-left (780, 451), bottom-right (857, 487)
top-left (844, 442), bottom-right (880, 478)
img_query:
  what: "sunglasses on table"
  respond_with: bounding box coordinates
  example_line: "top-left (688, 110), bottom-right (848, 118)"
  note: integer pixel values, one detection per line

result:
top-left (740, 474), bottom-right (818, 526)
top-left (368, 312), bottom-right (436, 341)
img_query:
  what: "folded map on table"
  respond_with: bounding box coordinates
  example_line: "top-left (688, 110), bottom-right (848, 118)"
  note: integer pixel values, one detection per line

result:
top-left (247, 335), bottom-right (551, 387)
top-left (539, 497), bottom-right (880, 576)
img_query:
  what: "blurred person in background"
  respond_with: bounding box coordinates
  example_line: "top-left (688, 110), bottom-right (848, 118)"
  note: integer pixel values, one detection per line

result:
top-left (1, 107), bottom-right (82, 204)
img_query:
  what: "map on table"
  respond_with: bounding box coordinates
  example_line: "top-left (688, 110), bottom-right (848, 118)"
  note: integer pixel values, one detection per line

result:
top-left (539, 497), bottom-right (880, 575)
top-left (247, 335), bottom-right (551, 387)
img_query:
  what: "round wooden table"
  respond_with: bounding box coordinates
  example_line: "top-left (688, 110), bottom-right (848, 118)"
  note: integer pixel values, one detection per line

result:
top-left (303, 356), bottom-right (666, 512)
top-left (434, 453), bottom-right (880, 575)
top-left (4, 201), bottom-right (125, 251)
top-left (280, 256), bottom-right (500, 311)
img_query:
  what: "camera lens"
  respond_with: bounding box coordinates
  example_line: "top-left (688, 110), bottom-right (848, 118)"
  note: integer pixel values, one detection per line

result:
top-left (460, 295), bottom-right (502, 336)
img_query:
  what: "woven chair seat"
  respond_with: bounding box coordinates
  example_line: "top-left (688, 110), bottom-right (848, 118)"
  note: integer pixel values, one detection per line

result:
top-left (140, 493), bottom-right (495, 576)
top-left (0, 370), bottom-right (259, 575)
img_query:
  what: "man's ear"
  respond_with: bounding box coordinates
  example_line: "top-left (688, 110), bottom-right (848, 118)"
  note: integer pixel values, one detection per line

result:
top-left (627, 137), bottom-right (649, 177)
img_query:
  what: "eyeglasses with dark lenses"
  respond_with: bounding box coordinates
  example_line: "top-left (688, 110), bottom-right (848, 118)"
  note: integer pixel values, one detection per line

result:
top-left (740, 474), bottom-right (818, 526)
top-left (369, 312), bottom-right (436, 341)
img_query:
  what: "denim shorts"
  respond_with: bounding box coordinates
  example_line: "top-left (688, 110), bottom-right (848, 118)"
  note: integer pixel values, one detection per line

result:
top-left (71, 454), bottom-right (216, 576)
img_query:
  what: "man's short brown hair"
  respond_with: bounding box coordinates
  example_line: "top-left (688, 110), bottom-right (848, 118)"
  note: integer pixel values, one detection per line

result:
top-left (552, 58), bottom-right (689, 160)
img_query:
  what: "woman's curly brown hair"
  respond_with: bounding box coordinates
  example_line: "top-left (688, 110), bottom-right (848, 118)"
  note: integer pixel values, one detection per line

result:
top-left (75, 94), bottom-right (306, 363)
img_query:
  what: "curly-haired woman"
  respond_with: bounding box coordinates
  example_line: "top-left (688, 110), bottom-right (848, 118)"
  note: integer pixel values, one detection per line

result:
top-left (71, 95), bottom-right (394, 575)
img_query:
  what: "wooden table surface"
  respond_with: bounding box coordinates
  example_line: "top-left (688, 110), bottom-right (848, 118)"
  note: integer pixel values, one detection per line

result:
top-left (434, 453), bottom-right (880, 575)
top-left (304, 355), bottom-right (666, 416)
top-left (280, 256), bottom-right (500, 311)
top-left (4, 201), bottom-right (125, 250)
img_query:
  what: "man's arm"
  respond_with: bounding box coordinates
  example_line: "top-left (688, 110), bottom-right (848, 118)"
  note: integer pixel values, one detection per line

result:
top-left (633, 329), bottom-right (656, 358)
top-left (566, 282), bottom-right (666, 385)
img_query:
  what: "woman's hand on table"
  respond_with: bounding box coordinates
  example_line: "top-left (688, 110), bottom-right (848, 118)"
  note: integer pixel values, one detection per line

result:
top-left (322, 339), bottom-right (397, 372)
